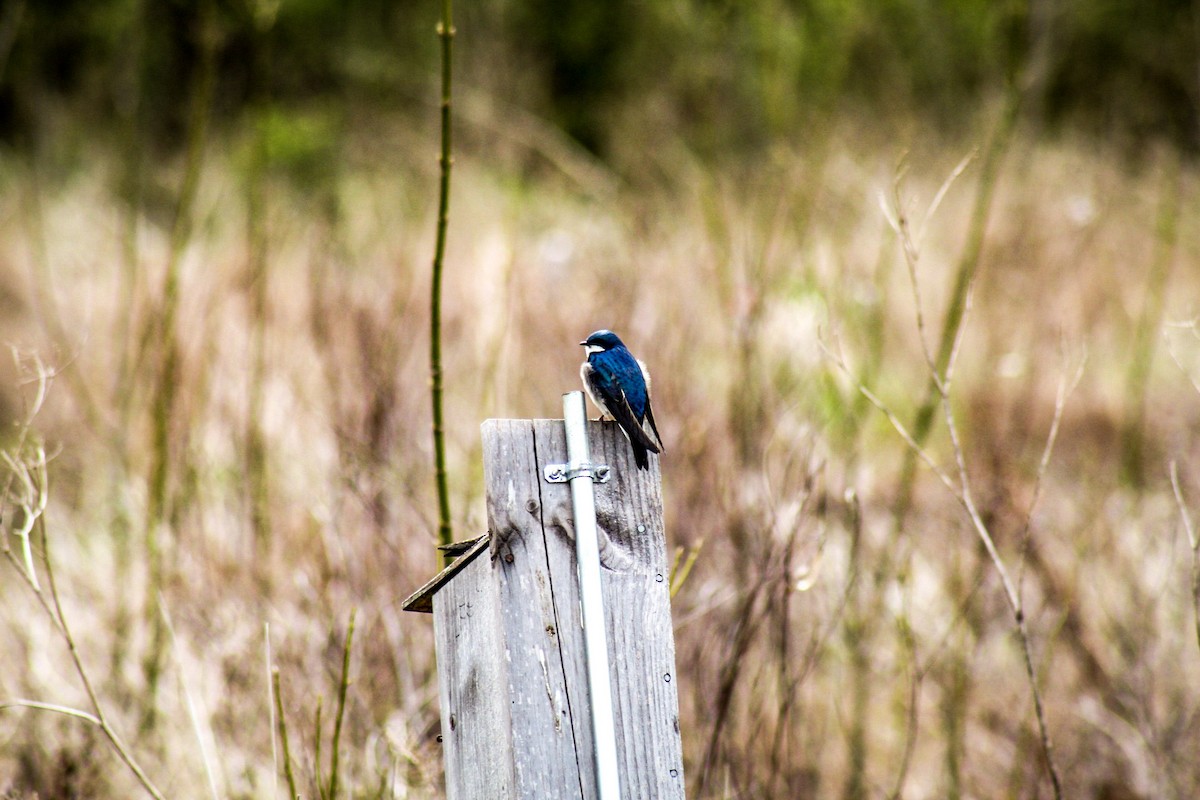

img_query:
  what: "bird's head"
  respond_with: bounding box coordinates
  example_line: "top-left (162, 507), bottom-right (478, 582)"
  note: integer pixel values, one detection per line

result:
top-left (580, 329), bottom-right (625, 355)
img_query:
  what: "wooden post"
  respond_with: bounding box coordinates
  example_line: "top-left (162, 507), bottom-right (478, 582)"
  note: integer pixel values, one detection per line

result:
top-left (403, 418), bottom-right (686, 799)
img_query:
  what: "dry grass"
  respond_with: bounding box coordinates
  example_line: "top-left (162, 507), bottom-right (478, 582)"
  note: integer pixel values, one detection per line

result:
top-left (2, 114), bottom-right (1200, 799)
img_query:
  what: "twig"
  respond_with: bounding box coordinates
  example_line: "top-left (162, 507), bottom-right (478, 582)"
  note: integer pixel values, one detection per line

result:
top-left (0, 357), bottom-right (165, 800)
top-left (834, 342), bottom-right (1065, 797)
top-left (830, 154), bottom-right (1068, 796)
top-left (931, 278), bottom-right (1065, 800)
top-left (0, 698), bottom-right (100, 725)
top-left (39, 514), bottom-right (167, 799)
top-left (917, 150), bottom-right (978, 247)
top-left (882, 150), bottom-right (976, 377)
top-left (2, 445), bottom-right (46, 590)
top-left (892, 92), bottom-right (1020, 525)
top-left (1017, 342), bottom-right (1088, 591)
top-left (944, 400), bottom-right (1065, 800)
top-left (428, 0), bottom-right (456, 547)
top-left (2, 349), bottom-right (53, 589)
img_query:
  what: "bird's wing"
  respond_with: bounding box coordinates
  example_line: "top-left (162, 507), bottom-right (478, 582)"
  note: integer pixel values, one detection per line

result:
top-left (580, 362), bottom-right (610, 417)
top-left (591, 356), bottom-right (661, 455)
top-left (637, 359), bottom-right (665, 452)
top-left (608, 388), bottom-right (662, 454)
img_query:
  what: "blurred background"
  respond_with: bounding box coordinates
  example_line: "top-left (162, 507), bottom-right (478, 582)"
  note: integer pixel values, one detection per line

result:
top-left (2, 0), bottom-right (1200, 797)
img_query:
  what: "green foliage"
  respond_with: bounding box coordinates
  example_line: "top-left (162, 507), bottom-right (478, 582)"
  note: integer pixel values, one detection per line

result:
top-left (248, 105), bottom-right (341, 189)
top-left (2, 0), bottom-right (1196, 163)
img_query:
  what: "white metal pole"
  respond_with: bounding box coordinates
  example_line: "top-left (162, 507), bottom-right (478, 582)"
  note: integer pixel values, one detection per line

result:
top-left (562, 391), bottom-right (623, 800)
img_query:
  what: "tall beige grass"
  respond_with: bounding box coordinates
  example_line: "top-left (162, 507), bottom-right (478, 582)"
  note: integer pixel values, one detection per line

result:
top-left (2, 113), bottom-right (1200, 798)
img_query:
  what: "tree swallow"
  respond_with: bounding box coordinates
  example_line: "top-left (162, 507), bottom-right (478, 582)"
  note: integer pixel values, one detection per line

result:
top-left (579, 329), bottom-right (664, 471)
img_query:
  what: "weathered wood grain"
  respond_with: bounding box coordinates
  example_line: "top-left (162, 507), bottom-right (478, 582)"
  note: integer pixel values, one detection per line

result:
top-left (485, 419), bottom-right (586, 797)
top-left (533, 418), bottom-right (686, 800)
top-left (432, 547), bottom-right (514, 799)
top-left (432, 417), bottom-right (685, 799)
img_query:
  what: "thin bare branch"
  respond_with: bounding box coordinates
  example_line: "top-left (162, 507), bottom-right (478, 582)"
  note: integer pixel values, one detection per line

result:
top-left (917, 149), bottom-right (978, 246)
top-left (827, 231), bottom-right (1065, 799)
top-left (823, 339), bottom-right (960, 495)
top-left (1, 698), bottom-right (101, 725)
top-left (1018, 344), bottom-right (1088, 590)
top-left (940, 279), bottom-right (975, 392)
top-left (38, 505), bottom-right (165, 799)
top-left (888, 178), bottom-right (937, 377)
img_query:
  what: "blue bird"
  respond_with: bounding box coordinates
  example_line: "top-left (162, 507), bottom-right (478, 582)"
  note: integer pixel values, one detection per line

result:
top-left (579, 330), bottom-right (664, 471)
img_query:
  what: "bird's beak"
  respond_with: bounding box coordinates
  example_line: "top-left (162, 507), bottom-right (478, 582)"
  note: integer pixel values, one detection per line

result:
top-left (579, 341), bottom-right (587, 346)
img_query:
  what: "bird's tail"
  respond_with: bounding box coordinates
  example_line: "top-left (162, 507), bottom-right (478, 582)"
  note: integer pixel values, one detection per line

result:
top-left (633, 440), bottom-right (650, 471)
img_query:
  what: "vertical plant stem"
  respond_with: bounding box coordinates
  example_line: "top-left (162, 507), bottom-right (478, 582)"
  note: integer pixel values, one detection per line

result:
top-left (940, 556), bottom-right (973, 800)
top-left (942, 643), bottom-right (968, 800)
top-left (265, 625), bottom-right (277, 799)
top-left (1169, 461), bottom-right (1200, 655)
top-left (328, 610), bottom-right (356, 800)
top-left (842, 512), bottom-right (869, 800)
top-left (1120, 155), bottom-right (1178, 485)
top-left (114, 0), bottom-right (145, 418)
top-left (892, 90), bottom-right (1018, 528)
top-left (37, 516), bottom-right (166, 800)
top-left (272, 667), bottom-right (300, 800)
top-left (314, 698), bottom-right (325, 798)
top-left (142, 0), bottom-right (218, 731)
top-left (246, 12), bottom-right (276, 564)
top-left (108, 0), bottom-right (146, 694)
top-left (696, 583), bottom-right (766, 797)
top-left (429, 0), bottom-right (455, 548)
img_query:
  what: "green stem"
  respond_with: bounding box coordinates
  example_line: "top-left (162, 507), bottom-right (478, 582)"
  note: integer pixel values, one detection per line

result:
top-left (328, 610), bottom-right (356, 800)
top-left (271, 668), bottom-right (299, 800)
top-left (39, 516), bottom-right (166, 800)
top-left (430, 0), bottom-right (455, 548)
top-left (1120, 155), bottom-right (1178, 485)
top-left (142, 0), bottom-right (217, 731)
top-left (314, 699), bottom-right (324, 799)
top-left (246, 16), bottom-right (274, 561)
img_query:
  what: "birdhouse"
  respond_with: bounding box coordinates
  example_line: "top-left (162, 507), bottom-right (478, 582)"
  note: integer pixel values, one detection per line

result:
top-left (403, 413), bottom-right (686, 799)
